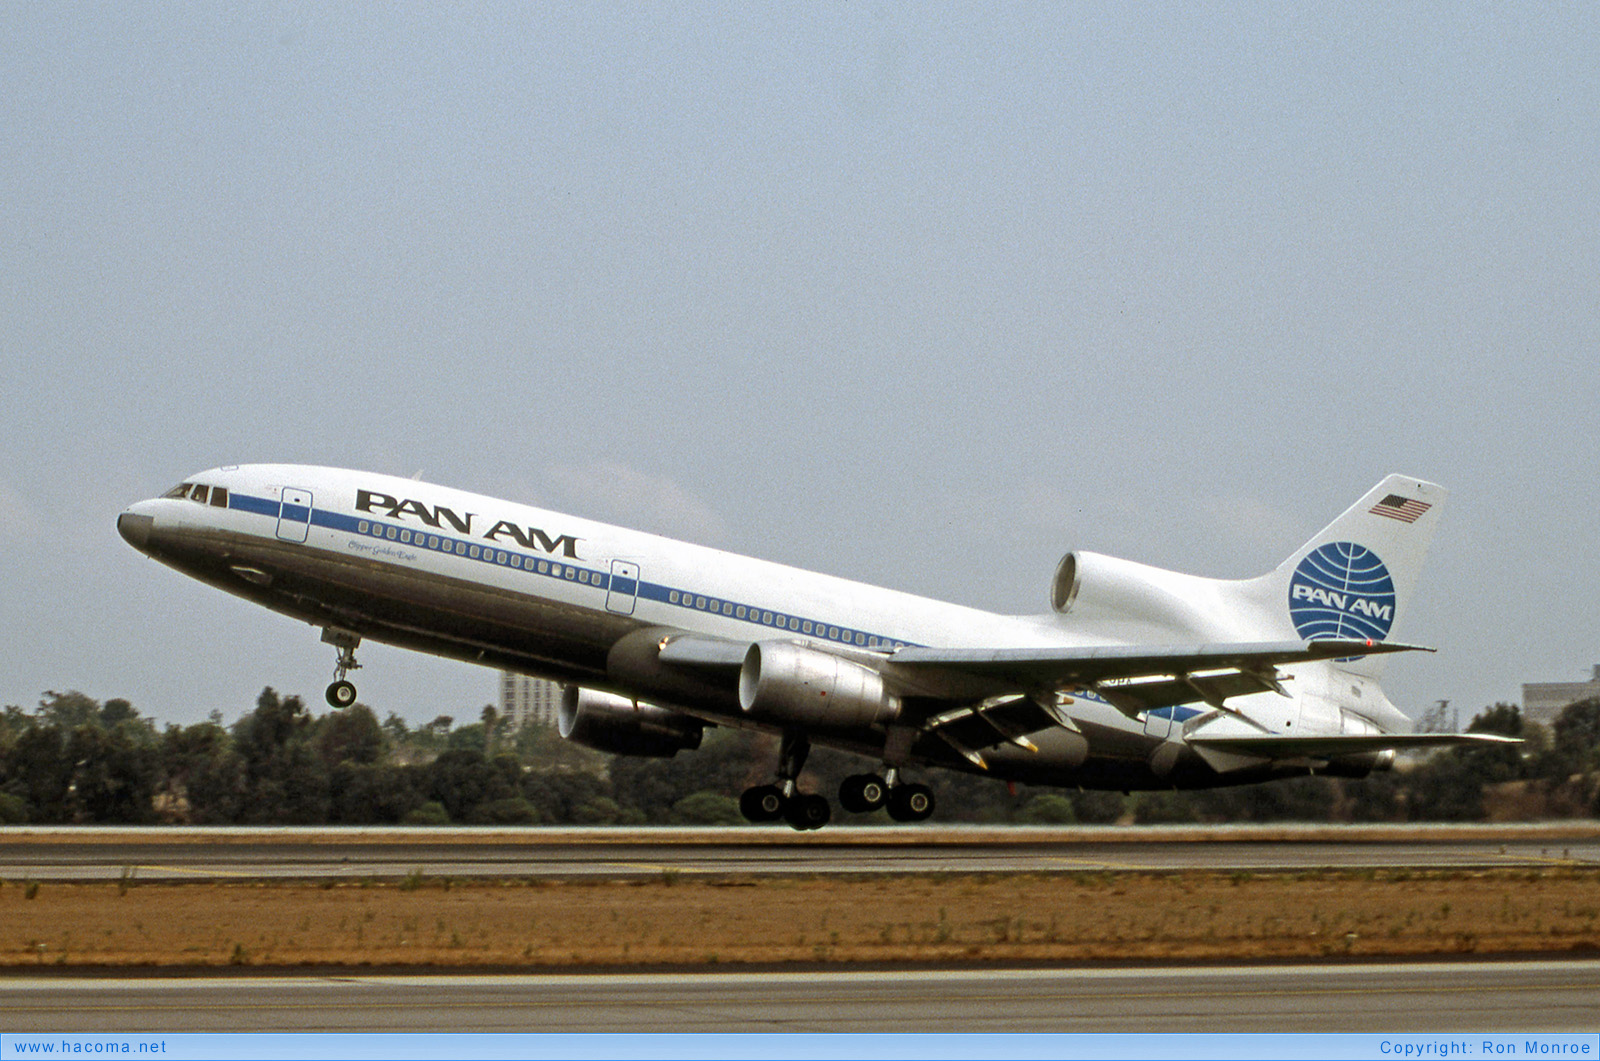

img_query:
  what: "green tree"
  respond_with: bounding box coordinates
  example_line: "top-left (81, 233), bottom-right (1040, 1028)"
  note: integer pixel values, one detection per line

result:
top-left (426, 749), bottom-right (519, 821)
top-left (1017, 793), bottom-right (1076, 824)
top-left (313, 704), bottom-right (386, 769)
top-left (5, 724), bottom-right (71, 822)
top-left (329, 762), bottom-right (426, 823)
top-left (1550, 698), bottom-right (1600, 776)
top-left (65, 722), bottom-right (159, 823)
top-left (36, 691), bottom-right (100, 730)
top-left (669, 791), bottom-right (743, 824)
top-left (230, 689), bottom-right (330, 824)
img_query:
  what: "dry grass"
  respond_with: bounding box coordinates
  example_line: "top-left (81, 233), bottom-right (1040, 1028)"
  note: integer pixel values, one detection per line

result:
top-left (3, 868), bottom-right (1598, 968)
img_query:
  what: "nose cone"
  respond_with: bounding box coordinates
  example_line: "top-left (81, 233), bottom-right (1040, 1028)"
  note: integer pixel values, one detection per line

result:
top-left (117, 509), bottom-right (155, 552)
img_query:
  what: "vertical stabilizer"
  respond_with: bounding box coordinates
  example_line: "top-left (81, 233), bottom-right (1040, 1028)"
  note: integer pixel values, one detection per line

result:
top-left (1243, 475), bottom-right (1447, 680)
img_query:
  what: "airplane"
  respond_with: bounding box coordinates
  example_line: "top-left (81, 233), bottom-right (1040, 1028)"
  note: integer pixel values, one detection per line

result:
top-left (117, 466), bottom-right (1514, 829)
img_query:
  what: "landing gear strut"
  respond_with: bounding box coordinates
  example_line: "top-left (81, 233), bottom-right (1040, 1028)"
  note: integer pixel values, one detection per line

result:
top-left (321, 626), bottom-right (361, 709)
top-left (739, 731), bottom-right (831, 831)
top-left (840, 766), bottom-right (935, 822)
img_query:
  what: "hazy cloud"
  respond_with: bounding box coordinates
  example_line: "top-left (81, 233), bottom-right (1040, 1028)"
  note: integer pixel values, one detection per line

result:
top-left (539, 460), bottom-right (731, 546)
top-left (0, 480), bottom-right (43, 545)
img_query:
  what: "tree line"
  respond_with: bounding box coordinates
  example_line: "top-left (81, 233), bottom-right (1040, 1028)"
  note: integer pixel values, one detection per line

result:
top-left (1, 689), bottom-right (1597, 826)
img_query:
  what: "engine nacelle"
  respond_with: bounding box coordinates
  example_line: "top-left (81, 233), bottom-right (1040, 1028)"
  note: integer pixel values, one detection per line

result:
top-left (1049, 550), bottom-right (1218, 635)
top-left (557, 686), bottom-right (703, 758)
top-left (1320, 749), bottom-right (1396, 778)
top-left (738, 641), bottom-right (900, 728)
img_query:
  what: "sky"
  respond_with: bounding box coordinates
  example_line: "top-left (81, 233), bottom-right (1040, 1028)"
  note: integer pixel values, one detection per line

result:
top-left (2, 3), bottom-right (1596, 730)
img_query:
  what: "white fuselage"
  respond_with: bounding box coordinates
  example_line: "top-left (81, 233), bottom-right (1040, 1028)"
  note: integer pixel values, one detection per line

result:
top-left (119, 463), bottom-right (1420, 791)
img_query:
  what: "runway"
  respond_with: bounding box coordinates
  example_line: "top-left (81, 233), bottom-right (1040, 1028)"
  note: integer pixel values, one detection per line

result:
top-left (3, 824), bottom-right (1597, 882)
top-left (3, 961), bottom-right (1597, 1032)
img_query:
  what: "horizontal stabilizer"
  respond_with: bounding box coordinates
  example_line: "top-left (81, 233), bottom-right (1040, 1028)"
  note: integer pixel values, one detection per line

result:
top-left (1189, 731), bottom-right (1520, 773)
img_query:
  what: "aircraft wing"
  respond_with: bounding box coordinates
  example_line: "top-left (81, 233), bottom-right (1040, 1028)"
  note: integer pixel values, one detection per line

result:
top-left (885, 639), bottom-right (1427, 708)
top-left (659, 633), bottom-right (1427, 719)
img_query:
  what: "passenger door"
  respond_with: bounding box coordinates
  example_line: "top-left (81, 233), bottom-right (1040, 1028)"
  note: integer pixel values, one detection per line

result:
top-left (605, 559), bottom-right (639, 615)
top-left (276, 488), bottom-right (313, 543)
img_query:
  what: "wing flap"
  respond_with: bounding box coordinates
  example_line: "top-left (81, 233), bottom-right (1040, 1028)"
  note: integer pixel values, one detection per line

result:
top-left (921, 695), bottom-right (1063, 764)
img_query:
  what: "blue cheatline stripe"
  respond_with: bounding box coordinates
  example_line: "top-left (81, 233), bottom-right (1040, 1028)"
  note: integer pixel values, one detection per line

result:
top-left (223, 491), bottom-right (914, 651)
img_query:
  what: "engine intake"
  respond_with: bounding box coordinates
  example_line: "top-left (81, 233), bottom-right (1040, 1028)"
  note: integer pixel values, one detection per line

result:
top-left (557, 686), bottom-right (703, 758)
top-left (738, 641), bottom-right (900, 728)
top-left (1050, 550), bottom-right (1216, 635)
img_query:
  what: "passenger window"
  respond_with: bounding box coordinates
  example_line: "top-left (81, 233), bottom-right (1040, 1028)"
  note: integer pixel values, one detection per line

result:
top-left (735, 606), bottom-right (746, 619)
top-left (400, 530), bottom-right (411, 543)
top-left (210, 487), bottom-right (229, 508)
top-left (538, 560), bottom-right (549, 573)
top-left (499, 552), bottom-right (508, 565)
top-left (828, 626), bottom-right (838, 639)
top-left (802, 621), bottom-right (812, 634)
top-left (669, 591), bottom-right (679, 603)
top-left (510, 555), bottom-right (520, 568)
top-left (762, 611), bottom-right (772, 624)
top-left (428, 536), bottom-right (439, 549)
top-left (722, 602), bottom-right (732, 615)
top-left (469, 545), bottom-right (480, 559)
top-left (358, 521), bottom-right (369, 534)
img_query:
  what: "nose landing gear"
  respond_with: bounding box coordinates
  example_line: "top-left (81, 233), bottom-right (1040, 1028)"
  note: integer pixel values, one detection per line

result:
top-left (321, 626), bottom-right (361, 709)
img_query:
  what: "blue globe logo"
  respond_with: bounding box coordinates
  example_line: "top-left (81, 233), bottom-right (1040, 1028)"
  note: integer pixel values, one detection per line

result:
top-left (1288, 542), bottom-right (1396, 642)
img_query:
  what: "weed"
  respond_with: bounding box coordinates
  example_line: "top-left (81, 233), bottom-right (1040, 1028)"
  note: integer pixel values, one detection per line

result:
top-left (400, 868), bottom-right (424, 892)
top-left (229, 943), bottom-right (249, 965)
top-left (23, 880), bottom-right (39, 900)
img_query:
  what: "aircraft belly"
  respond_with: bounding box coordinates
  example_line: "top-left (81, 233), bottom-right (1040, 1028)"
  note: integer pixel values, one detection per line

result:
top-left (146, 528), bottom-right (631, 682)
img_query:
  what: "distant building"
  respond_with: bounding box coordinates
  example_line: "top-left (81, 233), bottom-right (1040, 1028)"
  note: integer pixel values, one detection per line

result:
top-left (500, 672), bottom-right (562, 729)
top-left (1522, 665), bottom-right (1600, 726)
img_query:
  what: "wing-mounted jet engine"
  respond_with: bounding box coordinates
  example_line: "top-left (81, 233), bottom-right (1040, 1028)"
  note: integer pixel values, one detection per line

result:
top-left (557, 687), bottom-right (703, 759)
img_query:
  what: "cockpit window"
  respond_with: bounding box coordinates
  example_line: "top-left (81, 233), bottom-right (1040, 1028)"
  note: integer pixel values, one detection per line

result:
top-left (162, 481), bottom-right (228, 507)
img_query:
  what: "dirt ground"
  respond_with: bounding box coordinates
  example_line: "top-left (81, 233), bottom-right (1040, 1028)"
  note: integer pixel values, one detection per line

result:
top-left (2, 868), bottom-right (1597, 968)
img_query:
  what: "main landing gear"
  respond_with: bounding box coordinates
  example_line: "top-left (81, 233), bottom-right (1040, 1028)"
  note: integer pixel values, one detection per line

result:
top-left (739, 732), bottom-right (937, 831)
top-left (321, 626), bottom-right (361, 709)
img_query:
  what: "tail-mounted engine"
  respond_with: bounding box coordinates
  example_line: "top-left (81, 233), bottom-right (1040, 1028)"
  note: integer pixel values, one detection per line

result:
top-left (738, 641), bottom-right (900, 728)
top-left (1050, 550), bottom-right (1219, 635)
top-left (557, 686), bottom-right (704, 758)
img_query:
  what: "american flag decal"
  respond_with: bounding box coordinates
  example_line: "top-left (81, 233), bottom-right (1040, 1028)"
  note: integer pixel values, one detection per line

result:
top-left (1369, 494), bottom-right (1431, 523)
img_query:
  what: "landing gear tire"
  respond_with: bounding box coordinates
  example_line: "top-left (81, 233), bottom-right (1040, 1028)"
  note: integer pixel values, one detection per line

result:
top-left (784, 793), bottom-right (831, 831)
top-left (839, 773), bottom-right (889, 814)
top-left (739, 785), bottom-right (786, 823)
top-left (886, 782), bottom-right (935, 823)
top-left (325, 680), bottom-right (357, 709)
